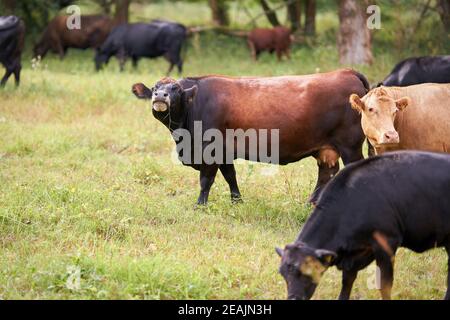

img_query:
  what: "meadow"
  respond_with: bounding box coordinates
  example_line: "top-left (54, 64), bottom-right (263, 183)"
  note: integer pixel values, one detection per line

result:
top-left (0, 1), bottom-right (449, 299)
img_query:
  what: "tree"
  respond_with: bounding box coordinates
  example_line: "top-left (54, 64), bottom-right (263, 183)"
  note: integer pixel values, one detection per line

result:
top-left (304, 0), bottom-right (316, 35)
top-left (1, 0), bottom-right (16, 14)
top-left (259, 0), bottom-right (281, 27)
top-left (337, 0), bottom-right (373, 65)
top-left (208, 0), bottom-right (229, 26)
top-left (437, 0), bottom-right (450, 33)
top-left (114, 0), bottom-right (130, 25)
top-left (285, 0), bottom-right (302, 31)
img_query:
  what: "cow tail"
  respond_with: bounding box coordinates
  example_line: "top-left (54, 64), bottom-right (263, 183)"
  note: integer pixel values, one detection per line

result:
top-left (353, 70), bottom-right (370, 94)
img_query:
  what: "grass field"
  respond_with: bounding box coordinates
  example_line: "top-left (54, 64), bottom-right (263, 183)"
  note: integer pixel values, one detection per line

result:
top-left (0, 1), bottom-right (449, 299)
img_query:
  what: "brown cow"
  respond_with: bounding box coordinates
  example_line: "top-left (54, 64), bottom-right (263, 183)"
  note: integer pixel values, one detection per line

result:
top-left (247, 26), bottom-right (293, 61)
top-left (33, 15), bottom-right (112, 59)
top-left (132, 69), bottom-right (369, 205)
top-left (350, 84), bottom-right (450, 155)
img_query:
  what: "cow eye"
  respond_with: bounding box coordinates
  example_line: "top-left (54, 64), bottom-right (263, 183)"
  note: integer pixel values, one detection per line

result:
top-left (368, 107), bottom-right (374, 112)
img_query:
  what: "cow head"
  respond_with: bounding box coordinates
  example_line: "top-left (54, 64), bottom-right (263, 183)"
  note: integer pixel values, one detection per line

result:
top-left (276, 243), bottom-right (336, 300)
top-left (94, 49), bottom-right (110, 71)
top-left (132, 78), bottom-right (197, 118)
top-left (349, 88), bottom-right (411, 147)
top-left (33, 41), bottom-right (48, 59)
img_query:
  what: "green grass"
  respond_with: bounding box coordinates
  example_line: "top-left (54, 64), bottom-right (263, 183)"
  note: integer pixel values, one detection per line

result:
top-left (0, 1), bottom-right (449, 300)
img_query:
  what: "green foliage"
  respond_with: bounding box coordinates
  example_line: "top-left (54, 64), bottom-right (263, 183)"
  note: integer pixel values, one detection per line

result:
top-left (4, 0), bottom-right (74, 36)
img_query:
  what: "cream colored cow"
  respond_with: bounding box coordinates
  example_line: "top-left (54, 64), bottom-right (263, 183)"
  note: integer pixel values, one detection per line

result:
top-left (350, 83), bottom-right (450, 155)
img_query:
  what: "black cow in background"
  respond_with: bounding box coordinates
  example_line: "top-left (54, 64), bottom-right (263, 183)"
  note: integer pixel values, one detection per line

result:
top-left (0, 16), bottom-right (25, 87)
top-left (377, 56), bottom-right (450, 87)
top-left (95, 20), bottom-right (187, 75)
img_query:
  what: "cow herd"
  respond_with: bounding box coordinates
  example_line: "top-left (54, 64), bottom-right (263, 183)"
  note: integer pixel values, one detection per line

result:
top-left (1, 12), bottom-right (450, 300)
top-left (0, 14), bottom-right (188, 85)
top-left (0, 14), bottom-right (296, 86)
top-left (131, 57), bottom-right (450, 300)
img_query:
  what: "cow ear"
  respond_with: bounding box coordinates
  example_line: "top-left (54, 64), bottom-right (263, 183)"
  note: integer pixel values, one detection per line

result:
top-left (349, 94), bottom-right (365, 113)
top-left (182, 85), bottom-right (198, 107)
top-left (132, 83), bottom-right (153, 100)
top-left (314, 249), bottom-right (337, 266)
top-left (395, 97), bottom-right (410, 111)
top-left (275, 247), bottom-right (284, 257)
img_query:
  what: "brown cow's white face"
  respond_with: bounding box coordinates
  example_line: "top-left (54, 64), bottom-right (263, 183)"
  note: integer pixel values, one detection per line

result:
top-left (350, 89), bottom-right (411, 148)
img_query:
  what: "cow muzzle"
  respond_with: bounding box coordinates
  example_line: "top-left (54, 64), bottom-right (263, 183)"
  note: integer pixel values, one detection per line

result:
top-left (152, 92), bottom-right (170, 112)
top-left (379, 130), bottom-right (400, 145)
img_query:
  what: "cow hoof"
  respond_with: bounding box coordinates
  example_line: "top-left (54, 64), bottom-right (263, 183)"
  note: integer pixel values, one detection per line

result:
top-left (231, 195), bottom-right (243, 204)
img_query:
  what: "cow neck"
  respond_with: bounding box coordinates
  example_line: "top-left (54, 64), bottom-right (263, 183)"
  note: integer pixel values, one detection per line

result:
top-left (296, 207), bottom-right (344, 257)
top-left (155, 106), bottom-right (189, 134)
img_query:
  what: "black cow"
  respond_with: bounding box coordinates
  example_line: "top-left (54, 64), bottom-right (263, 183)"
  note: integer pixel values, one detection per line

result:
top-left (378, 56), bottom-right (450, 87)
top-left (95, 20), bottom-right (186, 75)
top-left (0, 16), bottom-right (25, 87)
top-left (276, 151), bottom-right (450, 300)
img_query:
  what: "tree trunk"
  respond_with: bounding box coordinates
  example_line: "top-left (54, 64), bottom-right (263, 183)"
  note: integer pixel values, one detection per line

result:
top-left (338, 0), bottom-right (373, 65)
top-left (304, 0), bottom-right (316, 35)
top-left (2, 0), bottom-right (16, 14)
top-left (259, 0), bottom-right (281, 27)
top-left (437, 0), bottom-right (450, 33)
top-left (286, 0), bottom-right (302, 31)
top-left (208, 0), bottom-right (229, 26)
top-left (114, 0), bottom-right (130, 25)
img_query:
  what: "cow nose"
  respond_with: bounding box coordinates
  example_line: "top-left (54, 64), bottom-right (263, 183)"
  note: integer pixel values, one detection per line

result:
top-left (383, 131), bottom-right (399, 144)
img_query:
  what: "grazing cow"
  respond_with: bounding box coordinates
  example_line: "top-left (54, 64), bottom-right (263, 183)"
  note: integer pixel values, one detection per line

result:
top-left (349, 83), bottom-right (450, 155)
top-left (0, 16), bottom-right (25, 87)
top-left (377, 56), bottom-right (450, 87)
top-left (247, 26), bottom-right (293, 61)
top-left (95, 20), bottom-right (187, 74)
top-left (132, 69), bottom-right (369, 205)
top-left (33, 15), bottom-right (112, 59)
top-left (276, 151), bottom-right (450, 300)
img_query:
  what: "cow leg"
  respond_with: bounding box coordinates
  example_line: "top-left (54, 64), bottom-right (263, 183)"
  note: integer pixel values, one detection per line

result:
top-left (57, 43), bottom-right (65, 60)
top-left (285, 48), bottom-right (291, 60)
top-left (338, 269), bottom-right (358, 300)
top-left (197, 165), bottom-right (219, 205)
top-left (0, 67), bottom-right (13, 87)
top-left (132, 57), bottom-right (138, 69)
top-left (219, 164), bottom-right (242, 203)
top-left (309, 148), bottom-right (340, 204)
top-left (276, 49), bottom-right (283, 61)
top-left (117, 49), bottom-right (127, 72)
top-left (374, 250), bottom-right (394, 300)
top-left (119, 57), bottom-right (126, 72)
top-left (445, 245), bottom-right (450, 300)
top-left (13, 62), bottom-right (21, 86)
top-left (166, 63), bottom-right (175, 76)
top-left (247, 40), bottom-right (257, 61)
top-left (177, 60), bottom-right (183, 75)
